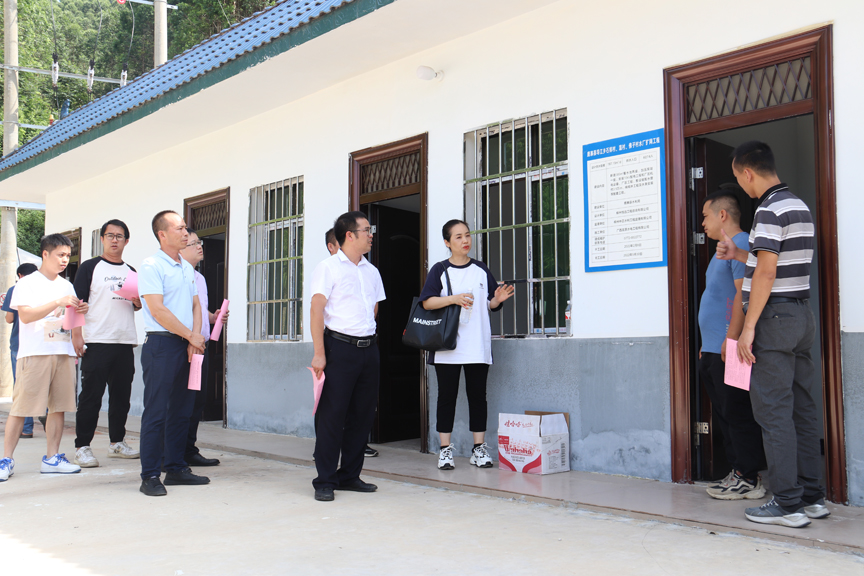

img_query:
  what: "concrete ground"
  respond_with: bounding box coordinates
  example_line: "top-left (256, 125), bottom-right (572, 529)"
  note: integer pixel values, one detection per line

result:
top-left (1, 420), bottom-right (863, 576)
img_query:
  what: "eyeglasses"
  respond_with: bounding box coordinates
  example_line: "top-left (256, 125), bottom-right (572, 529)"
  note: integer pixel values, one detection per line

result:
top-left (349, 225), bottom-right (376, 236)
top-left (186, 240), bottom-right (204, 247)
top-left (103, 233), bottom-right (126, 241)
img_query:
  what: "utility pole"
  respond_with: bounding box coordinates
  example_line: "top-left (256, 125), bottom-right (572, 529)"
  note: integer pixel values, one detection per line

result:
top-left (154, 0), bottom-right (168, 66)
top-left (0, 0), bottom-right (19, 396)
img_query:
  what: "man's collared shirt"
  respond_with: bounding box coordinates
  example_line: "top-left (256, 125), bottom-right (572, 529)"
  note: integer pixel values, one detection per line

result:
top-left (310, 250), bottom-right (385, 337)
top-left (138, 249), bottom-right (198, 333)
top-left (194, 270), bottom-right (210, 341)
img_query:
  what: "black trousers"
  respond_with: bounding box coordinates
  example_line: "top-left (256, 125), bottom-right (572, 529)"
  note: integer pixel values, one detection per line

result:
top-left (75, 343), bottom-right (136, 447)
top-left (434, 363), bottom-right (489, 434)
top-left (312, 334), bottom-right (379, 490)
top-left (139, 335), bottom-right (195, 480)
top-left (699, 351), bottom-right (765, 479)
top-left (185, 348), bottom-right (210, 458)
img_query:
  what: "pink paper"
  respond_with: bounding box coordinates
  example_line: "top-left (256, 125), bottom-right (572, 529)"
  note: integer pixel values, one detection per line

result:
top-left (209, 299), bottom-right (230, 342)
top-left (188, 353), bottom-right (204, 391)
top-left (113, 270), bottom-right (139, 301)
top-left (307, 367), bottom-right (325, 415)
top-left (62, 306), bottom-right (86, 330)
top-left (724, 338), bottom-right (752, 391)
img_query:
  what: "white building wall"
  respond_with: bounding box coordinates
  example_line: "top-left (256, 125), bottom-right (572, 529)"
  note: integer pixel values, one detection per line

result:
top-left (44, 0), bottom-right (864, 343)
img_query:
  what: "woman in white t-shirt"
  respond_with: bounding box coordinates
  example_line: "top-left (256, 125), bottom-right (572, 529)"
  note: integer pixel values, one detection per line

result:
top-left (419, 220), bottom-right (514, 470)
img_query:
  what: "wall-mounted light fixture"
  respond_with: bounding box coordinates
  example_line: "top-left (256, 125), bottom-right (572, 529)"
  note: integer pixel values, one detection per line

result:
top-left (416, 65), bottom-right (444, 82)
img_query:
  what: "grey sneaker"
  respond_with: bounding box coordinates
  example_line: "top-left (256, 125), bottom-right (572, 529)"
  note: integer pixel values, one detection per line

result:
top-left (74, 446), bottom-right (99, 468)
top-left (706, 472), bottom-right (765, 500)
top-left (745, 497), bottom-right (811, 528)
top-left (799, 498), bottom-right (831, 519)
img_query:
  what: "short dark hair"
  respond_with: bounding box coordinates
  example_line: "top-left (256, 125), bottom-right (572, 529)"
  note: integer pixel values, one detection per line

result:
top-left (40, 233), bottom-right (73, 256)
top-left (731, 140), bottom-right (777, 176)
top-left (325, 227), bottom-right (337, 247)
top-left (152, 210), bottom-right (179, 240)
top-left (442, 219), bottom-right (470, 242)
top-left (703, 190), bottom-right (742, 226)
top-left (100, 219), bottom-right (130, 239)
top-left (333, 211), bottom-right (367, 245)
top-left (186, 227), bottom-right (197, 236)
top-left (16, 263), bottom-right (37, 277)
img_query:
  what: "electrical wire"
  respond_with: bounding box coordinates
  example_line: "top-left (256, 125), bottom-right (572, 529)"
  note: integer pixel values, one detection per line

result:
top-left (87, 1), bottom-right (104, 96)
top-left (120, 1), bottom-right (135, 87)
top-left (215, 0), bottom-right (231, 28)
top-left (49, 0), bottom-right (60, 108)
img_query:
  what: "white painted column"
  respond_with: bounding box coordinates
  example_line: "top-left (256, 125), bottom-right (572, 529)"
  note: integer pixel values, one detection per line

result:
top-left (3, 0), bottom-right (19, 156)
top-left (0, 207), bottom-right (17, 397)
top-left (154, 0), bottom-right (168, 67)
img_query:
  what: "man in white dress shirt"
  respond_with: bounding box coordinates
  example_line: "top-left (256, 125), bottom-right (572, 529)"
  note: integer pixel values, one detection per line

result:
top-left (310, 212), bottom-right (385, 502)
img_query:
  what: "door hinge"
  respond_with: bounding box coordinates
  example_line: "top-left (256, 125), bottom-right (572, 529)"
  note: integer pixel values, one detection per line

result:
top-left (694, 422), bottom-right (709, 434)
top-left (691, 167), bottom-right (704, 179)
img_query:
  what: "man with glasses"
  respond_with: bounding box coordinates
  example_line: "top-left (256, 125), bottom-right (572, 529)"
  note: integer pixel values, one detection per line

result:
top-left (179, 229), bottom-right (228, 467)
top-left (72, 220), bottom-right (142, 468)
top-left (310, 212), bottom-right (385, 502)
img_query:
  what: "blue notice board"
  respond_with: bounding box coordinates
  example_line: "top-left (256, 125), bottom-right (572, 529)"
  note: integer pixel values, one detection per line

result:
top-left (582, 129), bottom-right (667, 272)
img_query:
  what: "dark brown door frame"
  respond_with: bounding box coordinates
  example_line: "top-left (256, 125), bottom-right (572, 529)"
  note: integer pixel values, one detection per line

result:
top-left (349, 133), bottom-right (429, 452)
top-left (183, 187), bottom-right (231, 427)
top-left (663, 26), bottom-right (846, 502)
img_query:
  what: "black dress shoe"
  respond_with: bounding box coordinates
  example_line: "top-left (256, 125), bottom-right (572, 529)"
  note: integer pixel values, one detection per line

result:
top-left (314, 487), bottom-right (334, 502)
top-left (164, 467), bottom-right (210, 485)
top-left (186, 453), bottom-right (221, 467)
top-left (140, 476), bottom-right (167, 496)
top-left (335, 479), bottom-right (377, 492)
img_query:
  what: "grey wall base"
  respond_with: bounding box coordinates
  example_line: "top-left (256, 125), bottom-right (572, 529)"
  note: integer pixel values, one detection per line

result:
top-left (427, 337), bottom-right (672, 482)
top-left (841, 332), bottom-right (864, 506)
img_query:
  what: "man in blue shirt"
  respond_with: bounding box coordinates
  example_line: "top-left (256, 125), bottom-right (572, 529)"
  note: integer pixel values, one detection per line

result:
top-left (699, 190), bottom-right (765, 501)
top-left (137, 210), bottom-right (207, 496)
top-left (2, 263), bottom-right (39, 438)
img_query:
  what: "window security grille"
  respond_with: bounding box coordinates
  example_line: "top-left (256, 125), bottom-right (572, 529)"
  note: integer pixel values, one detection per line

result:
top-left (247, 176), bottom-right (304, 341)
top-left (91, 229), bottom-right (104, 258)
top-left (464, 109), bottom-right (570, 336)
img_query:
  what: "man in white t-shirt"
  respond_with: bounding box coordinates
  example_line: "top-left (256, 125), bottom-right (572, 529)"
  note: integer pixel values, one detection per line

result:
top-left (0, 234), bottom-right (89, 482)
top-left (72, 220), bottom-right (142, 468)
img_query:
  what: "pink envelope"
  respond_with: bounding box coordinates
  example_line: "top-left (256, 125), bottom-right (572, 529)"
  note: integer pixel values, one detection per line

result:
top-left (307, 367), bottom-right (325, 415)
top-left (210, 299), bottom-right (230, 341)
top-left (724, 338), bottom-right (752, 391)
top-left (113, 270), bottom-right (139, 301)
top-left (188, 354), bottom-right (204, 391)
top-left (62, 306), bottom-right (86, 330)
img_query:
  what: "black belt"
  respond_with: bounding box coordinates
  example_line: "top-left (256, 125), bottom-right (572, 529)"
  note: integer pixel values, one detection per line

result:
top-left (324, 328), bottom-right (376, 348)
top-left (145, 331), bottom-right (186, 341)
top-left (766, 296), bottom-right (809, 305)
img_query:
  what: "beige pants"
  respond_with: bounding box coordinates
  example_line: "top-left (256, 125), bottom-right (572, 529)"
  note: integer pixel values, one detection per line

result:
top-left (10, 355), bottom-right (77, 416)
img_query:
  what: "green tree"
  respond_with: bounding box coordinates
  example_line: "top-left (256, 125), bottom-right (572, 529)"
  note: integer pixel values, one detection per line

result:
top-left (17, 209), bottom-right (46, 255)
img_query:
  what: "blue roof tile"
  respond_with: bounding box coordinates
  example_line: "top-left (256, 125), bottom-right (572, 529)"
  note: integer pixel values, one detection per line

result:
top-left (0, 0), bottom-right (354, 173)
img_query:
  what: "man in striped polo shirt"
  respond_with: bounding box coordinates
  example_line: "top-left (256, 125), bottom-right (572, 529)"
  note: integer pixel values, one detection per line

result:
top-left (716, 140), bottom-right (827, 528)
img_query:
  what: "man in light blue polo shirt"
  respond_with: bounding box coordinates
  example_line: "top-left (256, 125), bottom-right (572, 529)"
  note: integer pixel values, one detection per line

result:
top-left (137, 210), bottom-right (207, 497)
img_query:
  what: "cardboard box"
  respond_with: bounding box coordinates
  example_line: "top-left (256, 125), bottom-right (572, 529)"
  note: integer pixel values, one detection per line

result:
top-left (497, 412), bottom-right (570, 475)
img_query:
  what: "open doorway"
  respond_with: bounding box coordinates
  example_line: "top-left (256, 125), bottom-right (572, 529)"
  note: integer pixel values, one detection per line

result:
top-left (350, 134), bottom-right (428, 451)
top-left (686, 116), bottom-right (823, 484)
top-left (664, 26), bottom-right (845, 501)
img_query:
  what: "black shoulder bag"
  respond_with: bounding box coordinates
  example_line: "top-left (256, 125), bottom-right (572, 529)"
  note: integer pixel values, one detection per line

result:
top-left (402, 268), bottom-right (460, 351)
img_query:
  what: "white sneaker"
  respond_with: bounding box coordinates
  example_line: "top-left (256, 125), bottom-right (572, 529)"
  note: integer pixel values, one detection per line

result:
top-left (42, 453), bottom-right (81, 474)
top-left (74, 446), bottom-right (99, 468)
top-left (469, 442), bottom-right (494, 468)
top-left (0, 458), bottom-right (14, 481)
top-left (108, 441), bottom-right (140, 459)
top-left (438, 445), bottom-right (455, 470)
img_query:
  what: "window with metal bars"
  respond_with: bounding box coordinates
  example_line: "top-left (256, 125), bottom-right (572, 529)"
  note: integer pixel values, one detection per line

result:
top-left (464, 109), bottom-right (570, 336)
top-left (91, 229), bottom-right (104, 258)
top-left (247, 176), bottom-right (304, 341)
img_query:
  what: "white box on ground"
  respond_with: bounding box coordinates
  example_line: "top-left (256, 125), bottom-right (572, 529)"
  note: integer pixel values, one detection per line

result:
top-left (497, 412), bottom-right (570, 474)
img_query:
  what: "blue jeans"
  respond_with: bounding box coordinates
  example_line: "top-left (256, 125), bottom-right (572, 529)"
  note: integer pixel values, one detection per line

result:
top-left (10, 349), bottom-right (34, 435)
top-left (139, 334), bottom-right (195, 480)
